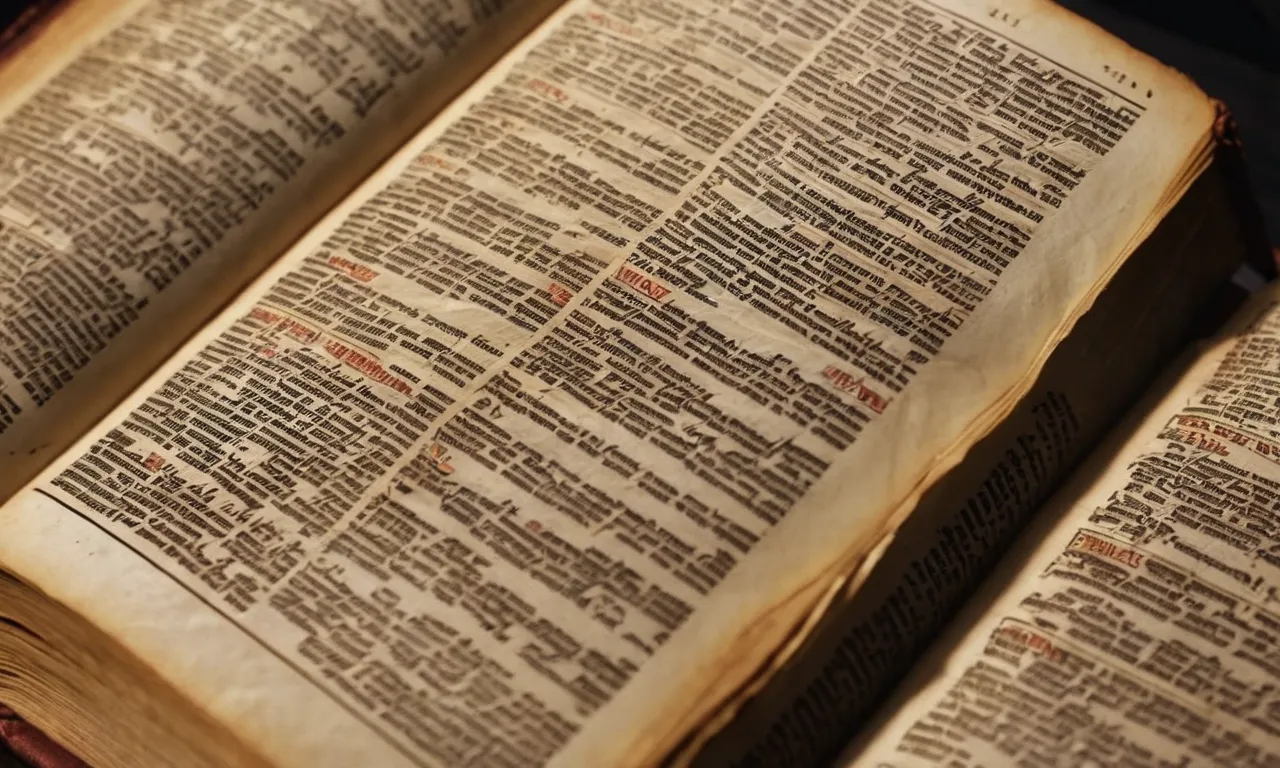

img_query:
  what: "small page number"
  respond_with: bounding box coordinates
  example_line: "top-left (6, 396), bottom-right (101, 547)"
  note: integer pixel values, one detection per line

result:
top-left (988, 8), bottom-right (1021, 27)
top-left (1103, 64), bottom-right (1154, 98)
top-left (1102, 64), bottom-right (1132, 85)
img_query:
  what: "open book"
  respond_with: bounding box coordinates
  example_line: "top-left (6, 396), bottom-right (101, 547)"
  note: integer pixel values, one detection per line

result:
top-left (0, 0), bottom-right (1268, 765)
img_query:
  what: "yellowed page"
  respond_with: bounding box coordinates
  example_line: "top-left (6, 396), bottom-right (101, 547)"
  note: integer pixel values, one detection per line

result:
top-left (0, 0), bottom-right (560, 498)
top-left (0, 0), bottom-right (1217, 765)
top-left (847, 286), bottom-right (1280, 766)
top-left (692, 155), bottom-right (1252, 767)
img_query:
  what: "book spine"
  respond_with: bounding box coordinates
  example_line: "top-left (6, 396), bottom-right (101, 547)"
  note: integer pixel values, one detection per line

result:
top-left (1211, 100), bottom-right (1276, 278)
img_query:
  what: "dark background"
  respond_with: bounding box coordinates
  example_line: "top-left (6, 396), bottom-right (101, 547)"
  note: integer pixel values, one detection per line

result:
top-left (1059, 0), bottom-right (1280, 247)
top-left (0, 1), bottom-right (1276, 766)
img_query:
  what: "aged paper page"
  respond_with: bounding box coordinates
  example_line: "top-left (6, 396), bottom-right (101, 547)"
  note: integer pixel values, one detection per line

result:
top-left (0, 0), bottom-right (559, 497)
top-left (848, 287), bottom-right (1280, 766)
top-left (695, 156), bottom-right (1253, 768)
top-left (0, 0), bottom-right (1218, 766)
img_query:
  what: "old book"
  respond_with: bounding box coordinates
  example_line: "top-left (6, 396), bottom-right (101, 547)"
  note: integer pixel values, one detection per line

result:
top-left (0, 0), bottom-right (1266, 765)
